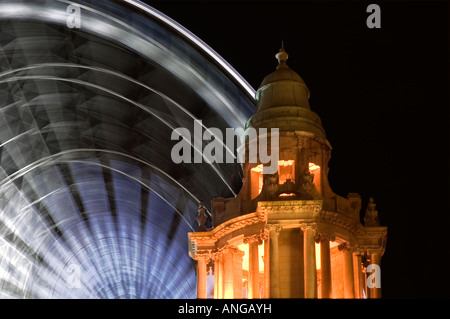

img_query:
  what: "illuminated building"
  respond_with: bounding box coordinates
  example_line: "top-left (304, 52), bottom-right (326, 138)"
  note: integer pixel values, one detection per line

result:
top-left (188, 46), bottom-right (387, 299)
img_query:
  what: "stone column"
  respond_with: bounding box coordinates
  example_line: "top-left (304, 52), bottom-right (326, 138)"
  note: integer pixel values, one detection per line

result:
top-left (232, 248), bottom-right (244, 298)
top-left (353, 252), bottom-right (364, 299)
top-left (302, 224), bottom-right (317, 298)
top-left (263, 233), bottom-right (270, 299)
top-left (339, 243), bottom-right (355, 298)
top-left (222, 247), bottom-right (244, 299)
top-left (218, 256), bottom-right (224, 298)
top-left (369, 252), bottom-right (382, 298)
top-left (196, 256), bottom-right (208, 299)
top-left (316, 233), bottom-right (332, 298)
top-left (246, 238), bottom-right (261, 299)
top-left (222, 248), bottom-right (234, 299)
top-left (268, 224), bottom-right (281, 298)
top-left (213, 252), bottom-right (222, 299)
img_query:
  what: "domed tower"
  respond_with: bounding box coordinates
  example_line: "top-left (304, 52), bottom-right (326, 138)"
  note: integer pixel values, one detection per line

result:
top-left (239, 42), bottom-right (331, 203)
top-left (188, 45), bottom-right (387, 299)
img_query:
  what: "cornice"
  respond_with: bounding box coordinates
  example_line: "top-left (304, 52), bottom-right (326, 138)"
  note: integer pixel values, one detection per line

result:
top-left (189, 210), bottom-right (266, 244)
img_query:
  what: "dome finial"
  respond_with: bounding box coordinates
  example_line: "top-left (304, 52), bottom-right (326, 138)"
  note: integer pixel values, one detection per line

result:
top-left (275, 40), bottom-right (288, 65)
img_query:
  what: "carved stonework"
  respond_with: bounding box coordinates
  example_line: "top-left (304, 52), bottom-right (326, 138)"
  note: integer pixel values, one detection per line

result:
top-left (314, 232), bottom-right (335, 243)
top-left (196, 201), bottom-right (208, 232)
top-left (255, 172), bottom-right (280, 201)
top-left (361, 251), bottom-right (371, 269)
top-left (194, 252), bottom-right (212, 262)
top-left (265, 223), bottom-right (282, 235)
top-left (243, 231), bottom-right (266, 245)
top-left (298, 170), bottom-right (319, 200)
top-left (300, 223), bottom-right (317, 232)
top-left (210, 213), bottom-right (265, 241)
top-left (317, 210), bottom-right (365, 237)
top-left (338, 242), bottom-right (352, 251)
top-left (211, 251), bottom-right (222, 261)
top-left (258, 200), bottom-right (322, 216)
top-left (364, 197), bottom-right (380, 227)
top-left (260, 229), bottom-right (269, 241)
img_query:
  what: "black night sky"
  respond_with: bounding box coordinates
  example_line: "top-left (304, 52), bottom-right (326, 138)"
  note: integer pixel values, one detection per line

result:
top-left (147, 1), bottom-right (449, 298)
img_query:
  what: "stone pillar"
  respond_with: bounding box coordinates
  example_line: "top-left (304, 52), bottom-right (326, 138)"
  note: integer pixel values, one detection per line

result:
top-left (232, 248), bottom-right (244, 298)
top-left (263, 233), bottom-right (270, 299)
top-left (316, 234), bottom-right (332, 298)
top-left (353, 252), bottom-right (364, 299)
top-left (247, 239), bottom-right (261, 299)
top-left (369, 252), bottom-right (382, 298)
top-left (222, 247), bottom-right (244, 299)
top-left (222, 248), bottom-right (234, 299)
top-left (196, 256), bottom-right (208, 299)
top-left (339, 243), bottom-right (355, 298)
top-left (302, 225), bottom-right (317, 298)
top-left (268, 224), bottom-right (281, 298)
top-left (218, 256), bottom-right (224, 298)
top-left (213, 253), bottom-right (222, 299)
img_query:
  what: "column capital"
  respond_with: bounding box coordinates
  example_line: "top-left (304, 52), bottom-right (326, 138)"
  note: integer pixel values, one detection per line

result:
top-left (352, 248), bottom-right (366, 256)
top-left (244, 230), bottom-right (266, 245)
top-left (338, 242), bottom-right (352, 251)
top-left (300, 223), bottom-right (317, 232)
top-left (314, 232), bottom-right (335, 243)
top-left (194, 252), bottom-right (212, 261)
top-left (366, 248), bottom-right (385, 257)
top-left (351, 244), bottom-right (370, 255)
top-left (265, 223), bottom-right (282, 234)
top-left (211, 250), bottom-right (222, 260)
top-left (261, 229), bottom-right (269, 241)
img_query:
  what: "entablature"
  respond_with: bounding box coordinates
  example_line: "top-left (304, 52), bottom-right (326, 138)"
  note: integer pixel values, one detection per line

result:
top-left (189, 199), bottom-right (387, 259)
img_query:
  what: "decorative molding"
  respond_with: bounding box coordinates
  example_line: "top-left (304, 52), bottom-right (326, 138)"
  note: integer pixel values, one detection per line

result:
top-left (210, 216), bottom-right (264, 241)
top-left (317, 210), bottom-right (365, 237)
top-left (352, 247), bottom-right (365, 256)
top-left (258, 200), bottom-right (322, 216)
top-left (300, 223), bottom-right (317, 232)
top-left (261, 229), bottom-right (269, 241)
top-left (265, 223), bottom-right (282, 235)
top-left (211, 251), bottom-right (223, 260)
top-left (243, 230), bottom-right (266, 245)
top-left (194, 252), bottom-right (212, 261)
top-left (314, 232), bottom-right (335, 243)
top-left (338, 242), bottom-right (352, 251)
top-left (190, 210), bottom-right (266, 245)
top-left (189, 205), bottom-right (386, 259)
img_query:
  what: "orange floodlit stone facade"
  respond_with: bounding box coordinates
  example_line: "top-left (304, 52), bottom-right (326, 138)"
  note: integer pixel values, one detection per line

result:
top-left (188, 45), bottom-right (387, 299)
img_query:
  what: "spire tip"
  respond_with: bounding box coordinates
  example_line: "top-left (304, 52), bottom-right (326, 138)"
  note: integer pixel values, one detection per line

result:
top-left (275, 41), bottom-right (288, 64)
